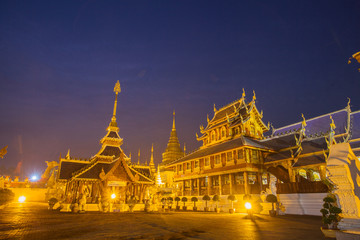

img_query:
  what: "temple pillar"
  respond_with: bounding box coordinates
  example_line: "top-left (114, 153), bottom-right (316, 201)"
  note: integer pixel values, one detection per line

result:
top-left (197, 178), bottom-right (200, 196)
top-left (219, 175), bottom-right (222, 195)
top-left (182, 180), bottom-right (185, 196)
top-left (258, 172), bottom-right (262, 192)
top-left (244, 172), bottom-right (249, 195)
top-left (288, 160), bottom-right (296, 182)
top-left (229, 173), bottom-right (233, 195)
top-left (207, 176), bottom-right (211, 195)
top-left (319, 165), bottom-right (326, 180)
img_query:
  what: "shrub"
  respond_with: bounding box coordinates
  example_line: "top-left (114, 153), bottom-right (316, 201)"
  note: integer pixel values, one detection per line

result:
top-left (265, 194), bottom-right (277, 211)
top-left (0, 188), bottom-right (14, 205)
top-left (202, 195), bottom-right (210, 207)
top-left (320, 194), bottom-right (342, 229)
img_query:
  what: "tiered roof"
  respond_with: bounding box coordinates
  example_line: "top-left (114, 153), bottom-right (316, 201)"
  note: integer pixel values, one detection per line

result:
top-left (57, 81), bottom-right (153, 184)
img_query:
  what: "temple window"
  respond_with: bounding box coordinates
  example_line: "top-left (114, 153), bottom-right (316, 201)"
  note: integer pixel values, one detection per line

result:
top-left (223, 174), bottom-right (230, 185)
top-left (212, 176), bottom-right (219, 186)
top-left (211, 131), bottom-right (215, 142)
top-left (235, 127), bottom-right (239, 135)
top-left (251, 150), bottom-right (259, 163)
top-left (248, 172), bottom-right (257, 184)
top-left (235, 172), bottom-right (244, 185)
top-left (205, 157), bottom-right (210, 166)
top-left (195, 160), bottom-right (199, 168)
top-left (185, 180), bottom-right (190, 188)
top-left (221, 128), bottom-right (226, 138)
top-left (179, 165), bottom-right (182, 171)
top-left (299, 169), bottom-right (307, 179)
top-left (227, 152), bottom-right (233, 162)
top-left (237, 149), bottom-right (243, 159)
top-left (186, 162), bottom-right (191, 170)
top-left (250, 124), bottom-right (255, 136)
top-left (262, 173), bottom-right (268, 185)
top-left (312, 171), bottom-right (321, 181)
top-left (215, 155), bottom-right (220, 164)
top-left (205, 176), bottom-right (208, 187)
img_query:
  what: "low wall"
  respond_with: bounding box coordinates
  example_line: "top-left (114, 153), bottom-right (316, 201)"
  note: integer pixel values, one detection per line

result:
top-left (278, 193), bottom-right (327, 216)
top-left (9, 188), bottom-right (47, 202)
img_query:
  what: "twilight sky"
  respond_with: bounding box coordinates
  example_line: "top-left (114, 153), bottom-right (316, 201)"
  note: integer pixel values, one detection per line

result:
top-left (0, 0), bottom-right (359, 177)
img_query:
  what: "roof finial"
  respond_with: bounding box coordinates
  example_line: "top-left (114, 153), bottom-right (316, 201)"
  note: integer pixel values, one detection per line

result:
top-left (301, 114), bottom-right (307, 127)
top-left (213, 103), bottom-right (217, 112)
top-left (347, 97), bottom-right (351, 110)
top-left (207, 114), bottom-right (209, 123)
top-left (66, 149), bottom-right (70, 159)
top-left (242, 88), bottom-right (246, 99)
top-left (330, 115), bottom-right (336, 130)
top-left (172, 110), bottom-right (176, 130)
top-left (252, 90), bottom-right (256, 101)
top-left (183, 143), bottom-right (186, 154)
top-left (111, 80), bottom-right (121, 123)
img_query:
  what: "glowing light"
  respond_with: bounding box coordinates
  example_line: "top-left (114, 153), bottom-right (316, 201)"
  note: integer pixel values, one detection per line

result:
top-left (18, 196), bottom-right (26, 203)
top-left (245, 202), bottom-right (252, 210)
top-left (31, 175), bottom-right (38, 181)
top-left (111, 193), bottom-right (116, 199)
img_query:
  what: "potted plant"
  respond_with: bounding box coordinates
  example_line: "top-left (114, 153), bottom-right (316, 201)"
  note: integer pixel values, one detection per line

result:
top-left (181, 197), bottom-right (188, 211)
top-left (191, 197), bottom-right (198, 211)
top-left (212, 195), bottom-right (220, 213)
top-left (227, 194), bottom-right (236, 213)
top-left (266, 194), bottom-right (277, 217)
top-left (202, 195), bottom-right (211, 212)
top-left (175, 197), bottom-right (181, 210)
top-left (167, 197), bottom-right (173, 210)
top-left (320, 194), bottom-right (342, 238)
top-left (48, 197), bottom-right (58, 210)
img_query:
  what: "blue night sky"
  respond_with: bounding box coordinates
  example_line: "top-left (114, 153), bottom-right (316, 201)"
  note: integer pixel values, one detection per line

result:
top-left (0, 0), bottom-right (359, 177)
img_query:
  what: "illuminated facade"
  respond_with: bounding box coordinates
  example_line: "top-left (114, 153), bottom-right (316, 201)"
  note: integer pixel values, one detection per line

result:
top-left (166, 91), bottom-right (360, 197)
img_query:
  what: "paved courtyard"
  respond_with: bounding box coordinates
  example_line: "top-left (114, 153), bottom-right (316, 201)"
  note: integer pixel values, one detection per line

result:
top-left (0, 202), bottom-right (327, 240)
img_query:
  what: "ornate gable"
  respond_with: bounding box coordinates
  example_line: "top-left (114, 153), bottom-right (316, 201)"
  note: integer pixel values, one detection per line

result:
top-left (197, 90), bottom-right (269, 148)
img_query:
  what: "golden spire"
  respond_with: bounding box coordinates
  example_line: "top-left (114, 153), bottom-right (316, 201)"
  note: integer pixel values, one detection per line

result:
top-left (184, 143), bottom-right (186, 154)
top-left (242, 88), bottom-right (246, 99)
top-left (137, 149), bottom-right (140, 165)
top-left (150, 144), bottom-right (154, 165)
top-left (172, 110), bottom-right (176, 130)
top-left (111, 80), bottom-right (121, 124)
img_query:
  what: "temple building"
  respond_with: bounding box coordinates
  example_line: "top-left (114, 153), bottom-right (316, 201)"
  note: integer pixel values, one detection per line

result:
top-left (159, 111), bottom-right (184, 188)
top-left (165, 90), bottom-right (360, 199)
top-left (56, 81), bottom-right (154, 211)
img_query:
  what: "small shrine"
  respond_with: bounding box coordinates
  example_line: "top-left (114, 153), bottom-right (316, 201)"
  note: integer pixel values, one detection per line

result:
top-left (56, 81), bottom-right (155, 212)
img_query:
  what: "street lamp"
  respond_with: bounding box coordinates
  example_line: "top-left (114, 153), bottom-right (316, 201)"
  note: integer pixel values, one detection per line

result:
top-left (18, 196), bottom-right (26, 203)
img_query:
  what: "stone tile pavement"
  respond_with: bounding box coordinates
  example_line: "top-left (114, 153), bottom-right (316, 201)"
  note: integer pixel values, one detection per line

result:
top-left (0, 202), bottom-right (328, 240)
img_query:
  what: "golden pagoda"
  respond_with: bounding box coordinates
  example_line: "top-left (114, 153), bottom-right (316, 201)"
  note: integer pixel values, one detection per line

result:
top-left (159, 111), bottom-right (184, 188)
top-left (161, 111), bottom-right (184, 164)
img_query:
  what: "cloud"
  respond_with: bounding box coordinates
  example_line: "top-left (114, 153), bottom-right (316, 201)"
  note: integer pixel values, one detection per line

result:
top-left (137, 69), bottom-right (147, 78)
